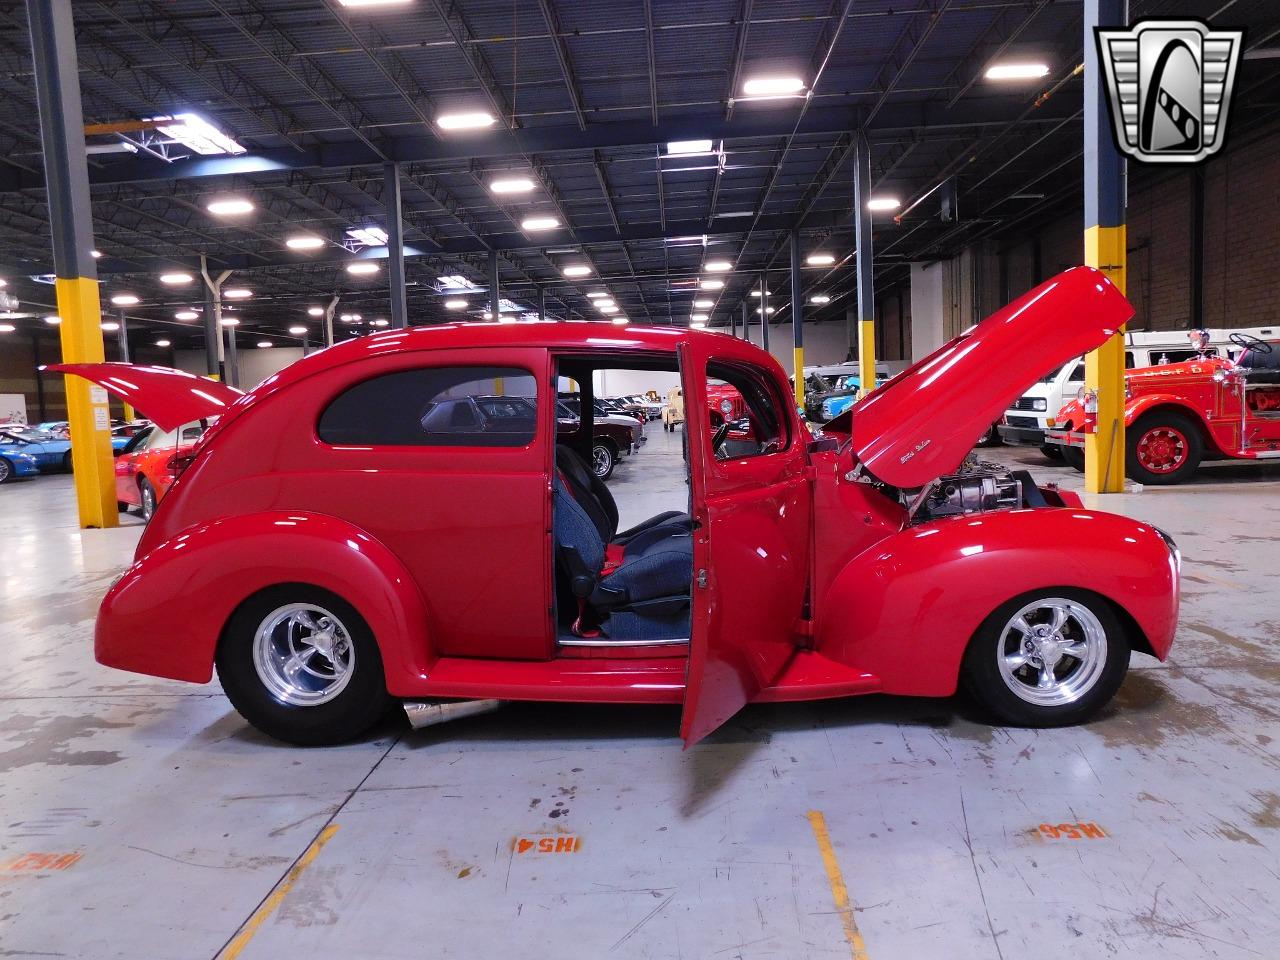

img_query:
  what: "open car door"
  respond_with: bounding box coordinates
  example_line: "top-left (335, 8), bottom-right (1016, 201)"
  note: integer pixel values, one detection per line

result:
top-left (46, 363), bottom-right (243, 431)
top-left (679, 341), bottom-right (813, 746)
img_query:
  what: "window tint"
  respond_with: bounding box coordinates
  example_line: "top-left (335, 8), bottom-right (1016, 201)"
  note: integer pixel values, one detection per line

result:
top-left (318, 366), bottom-right (537, 447)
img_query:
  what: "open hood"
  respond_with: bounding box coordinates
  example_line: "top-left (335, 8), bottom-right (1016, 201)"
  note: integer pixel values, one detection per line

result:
top-left (851, 266), bottom-right (1134, 488)
top-left (47, 363), bottom-right (243, 431)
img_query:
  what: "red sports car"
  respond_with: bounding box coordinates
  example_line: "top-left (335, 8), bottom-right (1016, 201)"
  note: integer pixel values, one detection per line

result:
top-left (114, 419), bottom-right (215, 520)
top-left (53, 267), bottom-right (1179, 747)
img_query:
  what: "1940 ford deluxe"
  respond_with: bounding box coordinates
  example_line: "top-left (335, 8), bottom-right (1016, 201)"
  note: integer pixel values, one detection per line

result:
top-left (55, 267), bottom-right (1179, 746)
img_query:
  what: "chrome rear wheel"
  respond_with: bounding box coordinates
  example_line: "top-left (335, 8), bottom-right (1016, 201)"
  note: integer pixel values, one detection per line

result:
top-left (252, 603), bottom-right (355, 707)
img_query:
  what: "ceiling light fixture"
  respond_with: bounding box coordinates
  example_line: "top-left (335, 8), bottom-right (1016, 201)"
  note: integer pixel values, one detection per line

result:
top-left (175, 310), bottom-right (199, 321)
top-left (160, 272), bottom-right (193, 285)
top-left (586, 290), bottom-right (609, 299)
top-left (100, 321), bottom-right (120, 331)
top-left (110, 294), bottom-right (139, 306)
top-left (521, 216), bottom-right (560, 231)
top-left (750, 289), bottom-right (769, 297)
top-left (806, 253), bottom-right (836, 266)
top-left (436, 110), bottom-right (496, 130)
top-left (867, 197), bottom-right (901, 211)
top-left (691, 312), bottom-right (709, 322)
top-left (611, 317), bottom-right (629, 325)
top-left (667, 139), bottom-right (714, 155)
top-left (288, 325), bottom-right (308, 335)
top-left (810, 293), bottom-right (831, 304)
top-left (206, 197), bottom-right (254, 216)
top-left (742, 76), bottom-right (805, 97)
top-left (445, 299), bottom-right (468, 310)
top-left (91, 250), bottom-right (102, 258)
top-left (371, 319), bottom-right (389, 327)
top-left (0, 323), bottom-right (15, 333)
top-left (563, 265), bottom-right (592, 278)
top-left (220, 317), bottom-right (240, 326)
top-left (146, 113), bottom-right (245, 156)
top-left (490, 177), bottom-right (536, 194)
top-left (346, 261), bottom-right (379, 275)
top-left (699, 279), bottom-right (723, 290)
top-left (307, 306), bottom-right (325, 317)
top-left (703, 259), bottom-right (732, 272)
top-left (155, 339), bottom-right (172, 347)
top-left (286, 235), bottom-right (325, 250)
top-left (599, 304), bottom-right (618, 313)
top-left (690, 321), bottom-right (707, 330)
top-left (256, 340), bottom-right (273, 348)
top-left (44, 315), bottom-right (61, 325)
top-left (223, 288), bottom-right (252, 299)
top-left (693, 299), bottom-right (714, 309)
top-left (985, 63), bottom-right (1050, 80)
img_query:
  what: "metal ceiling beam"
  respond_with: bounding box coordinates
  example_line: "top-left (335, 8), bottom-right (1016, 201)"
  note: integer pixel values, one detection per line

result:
top-left (642, 0), bottom-right (659, 126)
top-left (537, 0), bottom-right (588, 131)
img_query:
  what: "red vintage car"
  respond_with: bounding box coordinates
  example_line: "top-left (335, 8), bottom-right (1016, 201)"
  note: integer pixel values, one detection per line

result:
top-left (52, 267), bottom-right (1179, 747)
top-left (1046, 333), bottom-right (1280, 484)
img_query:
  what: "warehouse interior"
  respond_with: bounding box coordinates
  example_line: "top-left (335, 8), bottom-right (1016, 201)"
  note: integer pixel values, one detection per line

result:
top-left (2, 1), bottom-right (1280, 958)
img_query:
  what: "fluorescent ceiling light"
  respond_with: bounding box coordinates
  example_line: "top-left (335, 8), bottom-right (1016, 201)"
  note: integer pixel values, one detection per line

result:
top-left (693, 299), bottom-right (714, 309)
top-left (160, 272), bottom-right (193, 285)
top-left (757, 307), bottom-right (775, 315)
top-left (699, 279), bottom-right (723, 290)
top-left (490, 177), bottom-right (535, 194)
top-left (0, 323), bottom-right (15, 333)
top-left (985, 63), bottom-right (1050, 80)
top-left (371, 319), bottom-right (389, 327)
top-left (691, 313), bottom-right (709, 322)
top-left (667, 139), bottom-right (714, 155)
top-left (256, 340), bottom-right (273, 348)
top-left (286, 235), bottom-right (325, 250)
top-left (91, 250), bottom-right (102, 258)
top-left (346, 261), bottom-right (379, 275)
top-left (220, 317), bottom-right (240, 326)
top-left (690, 321), bottom-right (707, 330)
top-left (810, 294), bottom-right (831, 304)
top-left (742, 76), bottom-right (805, 96)
top-left (867, 197), bottom-right (901, 211)
top-left (100, 322), bottom-right (119, 331)
top-left (521, 216), bottom-right (560, 231)
top-left (175, 310), bottom-right (199, 321)
top-left (110, 293), bottom-right (139, 305)
top-left (444, 299), bottom-right (468, 310)
top-left (714, 211), bottom-right (754, 219)
top-left (806, 253), bottom-right (836, 266)
top-left (599, 304), bottom-right (618, 313)
top-left (156, 339), bottom-right (171, 347)
top-left (750, 289), bottom-right (769, 297)
top-left (223, 288), bottom-right (253, 299)
top-left (436, 111), bottom-right (495, 130)
top-left (288, 325), bottom-right (308, 335)
top-left (307, 306), bottom-right (325, 317)
top-left (338, 0), bottom-right (412, 6)
top-left (437, 274), bottom-right (479, 291)
top-left (146, 113), bottom-right (245, 156)
top-left (704, 259), bottom-right (732, 272)
top-left (44, 315), bottom-right (61, 325)
top-left (346, 226), bottom-right (388, 246)
top-left (563, 265), bottom-right (592, 278)
top-left (586, 290), bottom-right (609, 299)
top-left (340, 313), bottom-right (363, 322)
top-left (595, 299), bottom-right (615, 309)
top-left (206, 197), bottom-right (254, 216)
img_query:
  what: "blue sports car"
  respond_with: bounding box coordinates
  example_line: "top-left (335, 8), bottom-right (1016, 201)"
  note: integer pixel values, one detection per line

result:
top-left (0, 439), bottom-right (41, 483)
top-left (0, 427), bottom-right (74, 472)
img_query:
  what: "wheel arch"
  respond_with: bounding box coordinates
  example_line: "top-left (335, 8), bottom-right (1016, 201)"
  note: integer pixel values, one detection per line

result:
top-left (1127, 397), bottom-right (1217, 451)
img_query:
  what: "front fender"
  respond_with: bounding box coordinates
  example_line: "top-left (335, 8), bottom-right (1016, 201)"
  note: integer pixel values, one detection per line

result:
top-left (1126, 394), bottom-right (1205, 426)
top-left (97, 511), bottom-right (433, 694)
top-left (815, 508), bottom-right (1179, 697)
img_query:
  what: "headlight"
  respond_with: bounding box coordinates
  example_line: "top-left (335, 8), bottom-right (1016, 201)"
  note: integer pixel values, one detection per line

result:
top-left (720, 399), bottom-right (733, 414)
top-left (1031, 398), bottom-right (1047, 412)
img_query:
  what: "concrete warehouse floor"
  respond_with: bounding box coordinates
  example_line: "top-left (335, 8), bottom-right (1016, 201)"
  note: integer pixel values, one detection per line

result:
top-left (2, 426), bottom-right (1279, 960)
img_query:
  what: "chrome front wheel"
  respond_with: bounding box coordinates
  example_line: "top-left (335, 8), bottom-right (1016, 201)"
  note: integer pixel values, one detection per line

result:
top-left (252, 603), bottom-right (356, 707)
top-left (996, 598), bottom-right (1107, 707)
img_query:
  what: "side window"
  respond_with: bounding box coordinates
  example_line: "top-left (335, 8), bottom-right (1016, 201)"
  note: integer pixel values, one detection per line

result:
top-left (1067, 362), bottom-right (1085, 383)
top-left (318, 366), bottom-right (537, 447)
top-left (705, 361), bottom-right (788, 460)
top-left (145, 427), bottom-right (177, 450)
top-left (179, 424), bottom-right (204, 444)
top-left (1125, 351), bottom-right (1135, 369)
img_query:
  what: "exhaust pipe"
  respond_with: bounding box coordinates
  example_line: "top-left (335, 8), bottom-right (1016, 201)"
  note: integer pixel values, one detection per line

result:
top-left (403, 699), bottom-right (503, 730)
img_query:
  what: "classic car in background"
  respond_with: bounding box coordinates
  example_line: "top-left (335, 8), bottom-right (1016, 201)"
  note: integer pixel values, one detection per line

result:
top-left (114, 421), bottom-right (212, 519)
top-left (662, 387), bottom-right (684, 431)
top-left (1046, 333), bottom-right (1280, 484)
top-left (802, 364), bottom-right (891, 422)
top-left (0, 440), bottom-right (40, 483)
top-left (51, 267), bottom-right (1178, 749)
top-left (555, 399), bottom-right (640, 479)
top-left (0, 426), bottom-right (74, 472)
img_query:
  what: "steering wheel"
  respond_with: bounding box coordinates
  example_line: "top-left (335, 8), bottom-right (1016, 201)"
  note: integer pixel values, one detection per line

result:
top-left (1231, 332), bottom-right (1273, 355)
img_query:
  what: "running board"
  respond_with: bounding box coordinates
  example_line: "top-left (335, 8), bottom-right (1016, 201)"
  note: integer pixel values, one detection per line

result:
top-left (402, 699), bottom-right (503, 730)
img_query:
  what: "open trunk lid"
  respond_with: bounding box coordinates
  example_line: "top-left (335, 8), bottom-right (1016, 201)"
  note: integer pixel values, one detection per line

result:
top-left (46, 363), bottom-right (243, 431)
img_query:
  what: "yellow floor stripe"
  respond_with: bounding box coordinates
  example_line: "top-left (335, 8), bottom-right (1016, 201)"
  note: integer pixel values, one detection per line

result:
top-left (807, 810), bottom-right (870, 960)
top-left (217, 824), bottom-right (340, 959)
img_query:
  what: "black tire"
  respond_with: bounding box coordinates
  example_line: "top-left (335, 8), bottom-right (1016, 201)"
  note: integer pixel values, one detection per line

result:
top-left (138, 477), bottom-right (157, 521)
top-left (592, 441), bottom-right (616, 480)
top-left (1126, 412), bottom-right (1202, 486)
top-left (977, 423), bottom-right (1002, 447)
top-left (62, 450), bottom-right (73, 471)
top-left (0, 457), bottom-right (13, 484)
top-left (1062, 446), bottom-right (1085, 472)
top-left (1040, 444), bottom-right (1064, 462)
top-left (962, 588), bottom-right (1130, 728)
top-left (215, 586), bottom-right (393, 746)
top-left (117, 500), bottom-right (129, 512)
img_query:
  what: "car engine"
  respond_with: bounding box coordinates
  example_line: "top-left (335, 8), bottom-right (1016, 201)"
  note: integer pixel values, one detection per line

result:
top-left (907, 456), bottom-right (1023, 524)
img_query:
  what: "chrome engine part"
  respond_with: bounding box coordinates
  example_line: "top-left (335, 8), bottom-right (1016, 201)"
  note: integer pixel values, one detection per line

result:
top-left (908, 460), bottom-right (1022, 524)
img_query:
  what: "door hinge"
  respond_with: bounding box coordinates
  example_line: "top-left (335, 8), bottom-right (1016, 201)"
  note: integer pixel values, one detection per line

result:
top-left (696, 568), bottom-right (708, 589)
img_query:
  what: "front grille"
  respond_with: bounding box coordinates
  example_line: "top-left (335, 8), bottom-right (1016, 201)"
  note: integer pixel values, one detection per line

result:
top-left (1011, 397), bottom-right (1041, 412)
top-left (1005, 416), bottom-right (1039, 429)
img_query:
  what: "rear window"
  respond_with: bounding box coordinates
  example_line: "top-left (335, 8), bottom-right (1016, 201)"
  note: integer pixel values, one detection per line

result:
top-left (318, 367), bottom-right (537, 447)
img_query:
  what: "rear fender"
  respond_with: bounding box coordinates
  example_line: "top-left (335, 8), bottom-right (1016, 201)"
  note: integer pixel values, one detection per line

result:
top-left (97, 511), bottom-right (433, 694)
top-left (815, 508), bottom-right (1179, 696)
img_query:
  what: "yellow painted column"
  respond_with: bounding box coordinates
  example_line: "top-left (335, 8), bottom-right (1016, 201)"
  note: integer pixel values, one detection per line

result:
top-left (858, 320), bottom-right (876, 398)
top-left (56, 277), bottom-right (116, 527)
top-left (793, 347), bottom-right (805, 408)
top-left (1083, 226), bottom-right (1127, 493)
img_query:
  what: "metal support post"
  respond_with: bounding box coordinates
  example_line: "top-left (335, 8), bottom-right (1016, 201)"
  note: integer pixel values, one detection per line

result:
top-left (853, 131), bottom-right (877, 397)
top-left (385, 162), bottom-right (408, 329)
